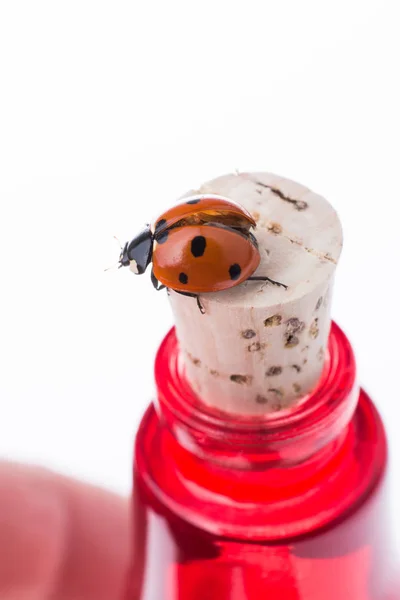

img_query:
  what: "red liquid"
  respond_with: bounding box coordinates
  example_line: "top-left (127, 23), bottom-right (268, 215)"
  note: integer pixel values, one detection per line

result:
top-left (126, 323), bottom-right (399, 599)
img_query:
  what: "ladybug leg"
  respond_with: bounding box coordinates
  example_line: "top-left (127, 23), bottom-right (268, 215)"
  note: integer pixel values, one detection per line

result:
top-left (172, 290), bottom-right (205, 315)
top-left (151, 269), bottom-right (166, 291)
top-left (247, 276), bottom-right (288, 290)
top-left (196, 295), bottom-right (205, 314)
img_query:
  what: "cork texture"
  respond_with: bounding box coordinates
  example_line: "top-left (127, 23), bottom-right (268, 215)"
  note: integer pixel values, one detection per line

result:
top-left (168, 172), bottom-right (342, 415)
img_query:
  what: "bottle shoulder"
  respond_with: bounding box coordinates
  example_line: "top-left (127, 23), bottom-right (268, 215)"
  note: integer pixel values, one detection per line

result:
top-left (134, 390), bottom-right (387, 542)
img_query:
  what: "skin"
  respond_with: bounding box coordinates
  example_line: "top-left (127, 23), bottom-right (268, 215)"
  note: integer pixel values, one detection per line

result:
top-left (0, 461), bottom-right (131, 600)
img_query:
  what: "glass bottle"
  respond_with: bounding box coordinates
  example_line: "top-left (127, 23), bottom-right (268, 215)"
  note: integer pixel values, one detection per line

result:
top-left (125, 322), bottom-right (399, 600)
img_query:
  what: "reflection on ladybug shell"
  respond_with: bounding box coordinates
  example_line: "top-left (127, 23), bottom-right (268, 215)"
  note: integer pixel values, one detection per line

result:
top-left (152, 223), bottom-right (260, 293)
top-left (152, 195), bottom-right (257, 236)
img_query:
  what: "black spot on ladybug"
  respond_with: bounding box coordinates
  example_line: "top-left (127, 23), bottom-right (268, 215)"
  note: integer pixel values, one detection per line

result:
top-left (229, 263), bottom-right (242, 280)
top-left (155, 218), bottom-right (167, 232)
top-left (157, 230), bottom-right (169, 244)
top-left (191, 235), bottom-right (206, 257)
top-left (186, 198), bottom-right (201, 205)
top-left (179, 272), bottom-right (188, 284)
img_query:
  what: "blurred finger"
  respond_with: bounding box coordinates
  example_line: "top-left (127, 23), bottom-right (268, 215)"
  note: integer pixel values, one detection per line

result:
top-left (0, 462), bottom-right (130, 600)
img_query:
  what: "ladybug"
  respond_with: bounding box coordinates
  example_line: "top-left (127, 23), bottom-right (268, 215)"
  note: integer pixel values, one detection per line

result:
top-left (119, 195), bottom-right (287, 313)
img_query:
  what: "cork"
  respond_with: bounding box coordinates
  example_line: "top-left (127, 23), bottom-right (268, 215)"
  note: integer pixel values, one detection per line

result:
top-left (168, 172), bottom-right (343, 415)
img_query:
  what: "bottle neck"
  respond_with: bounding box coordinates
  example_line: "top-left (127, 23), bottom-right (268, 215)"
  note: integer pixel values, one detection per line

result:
top-left (135, 321), bottom-right (386, 540)
top-left (154, 322), bottom-right (359, 469)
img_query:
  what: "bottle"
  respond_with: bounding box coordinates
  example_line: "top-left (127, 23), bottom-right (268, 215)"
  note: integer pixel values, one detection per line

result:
top-left (125, 321), bottom-right (399, 600)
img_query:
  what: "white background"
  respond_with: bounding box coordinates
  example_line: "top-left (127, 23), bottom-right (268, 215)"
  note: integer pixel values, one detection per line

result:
top-left (0, 0), bottom-right (399, 514)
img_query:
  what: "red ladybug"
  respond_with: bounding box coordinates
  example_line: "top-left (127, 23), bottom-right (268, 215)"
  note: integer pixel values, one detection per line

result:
top-left (119, 195), bottom-right (287, 312)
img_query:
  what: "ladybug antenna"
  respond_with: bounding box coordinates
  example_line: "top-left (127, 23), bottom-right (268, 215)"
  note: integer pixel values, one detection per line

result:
top-left (113, 235), bottom-right (123, 251)
top-left (104, 261), bottom-right (120, 273)
top-left (104, 235), bottom-right (125, 272)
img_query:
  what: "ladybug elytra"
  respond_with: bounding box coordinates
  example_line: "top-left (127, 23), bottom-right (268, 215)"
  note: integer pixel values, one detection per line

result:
top-left (119, 195), bottom-right (287, 313)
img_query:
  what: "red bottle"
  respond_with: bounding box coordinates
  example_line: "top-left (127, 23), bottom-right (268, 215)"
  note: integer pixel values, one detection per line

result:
top-left (125, 322), bottom-right (399, 599)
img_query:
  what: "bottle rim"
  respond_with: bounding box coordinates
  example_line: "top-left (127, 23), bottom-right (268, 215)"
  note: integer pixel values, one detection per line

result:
top-left (136, 322), bottom-right (388, 540)
top-left (155, 322), bottom-right (358, 457)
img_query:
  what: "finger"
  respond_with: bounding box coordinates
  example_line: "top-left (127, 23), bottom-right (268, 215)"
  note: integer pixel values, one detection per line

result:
top-left (0, 462), bottom-right (130, 600)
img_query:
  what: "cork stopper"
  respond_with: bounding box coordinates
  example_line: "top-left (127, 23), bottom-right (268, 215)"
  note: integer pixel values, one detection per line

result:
top-left (168, 172), bottom-right (343, 415)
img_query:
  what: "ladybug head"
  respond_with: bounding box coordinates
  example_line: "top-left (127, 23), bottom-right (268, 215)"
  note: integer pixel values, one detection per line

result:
top-left (119, 226), bottom-right (153, 274)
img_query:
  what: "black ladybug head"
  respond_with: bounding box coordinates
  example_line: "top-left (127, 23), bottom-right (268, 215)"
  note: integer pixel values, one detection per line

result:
top-left (119, 226), bottom-right (153, 274)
